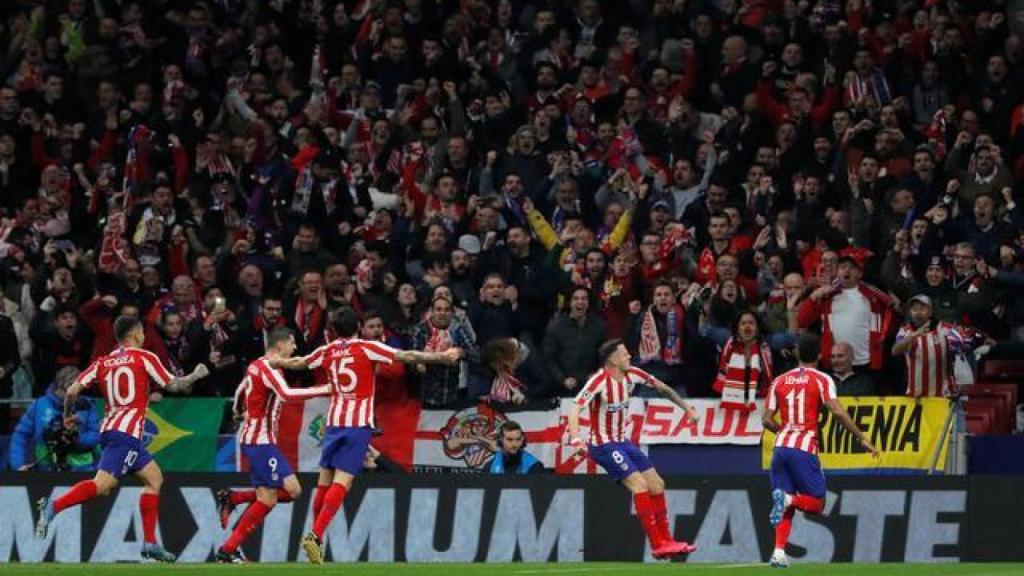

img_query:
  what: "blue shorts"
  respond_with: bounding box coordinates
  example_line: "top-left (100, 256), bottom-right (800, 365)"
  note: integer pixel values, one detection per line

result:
top-left (588, 441), bottom-right (653, 481)
top-left (319, 426), bottom-right (372, 476)
top-left (770, 447), bottom-right (827, 498)
top-left (241, 444), bottom-right (294, 488)
top-left (98, 431), bottom-right (153, 480)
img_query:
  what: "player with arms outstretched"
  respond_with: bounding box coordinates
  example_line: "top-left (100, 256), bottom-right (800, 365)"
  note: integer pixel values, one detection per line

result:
top-left (567, 339), bottom-right (699, 559)
top-left (762, 332), bottom-right (880, 568)
top-left (272, 308), bottom-right (462, 564)
top-left (214, 327), bottom-right (331, 563)
top-left (35, 316), bottom-right (209, 562)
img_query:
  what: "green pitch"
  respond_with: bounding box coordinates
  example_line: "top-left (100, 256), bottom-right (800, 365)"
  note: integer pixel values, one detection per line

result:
top-left (2, 564), bottom-right (1024, 576)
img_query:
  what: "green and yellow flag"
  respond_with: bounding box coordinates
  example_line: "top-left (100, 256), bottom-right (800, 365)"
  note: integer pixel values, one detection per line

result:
top-left (95, 398), bottom-right (225, 471)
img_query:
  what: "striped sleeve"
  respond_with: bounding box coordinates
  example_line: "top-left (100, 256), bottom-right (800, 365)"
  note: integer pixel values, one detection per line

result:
top-left (818, 371), bottom-right (837, 401)
top-left (306, 344), bottom-right (330, 369)
top-left (765, 377), bottom-right (779, 411)
top-left (139, 350), bottom-right (173, 389)
top-left (75, 359), bottom-right (102, 390)
top-left (361, 340), bottom-right (396, 364)
top-left (264, 362), bottom-right (329, 402)
top-left (574, 372), bottom-right (604, 406)
top-left (626, 366), bottom-right (656, 387)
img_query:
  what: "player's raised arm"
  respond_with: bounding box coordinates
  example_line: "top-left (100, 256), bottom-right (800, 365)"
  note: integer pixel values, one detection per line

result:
top-left (642, 371), bottom-right (699, 424)
top-left (165, 363), bottom-right (210, 393)
top-left (270, 354), bottom-right (314, 371)
top-left (393, 347), bottom-right (463, 365)
top-left (825, 397), bottom-right (880, 458)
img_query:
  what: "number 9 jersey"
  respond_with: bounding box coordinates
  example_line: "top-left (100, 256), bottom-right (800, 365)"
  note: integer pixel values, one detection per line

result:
top-left (306, 338), bottom-right (396, 428)
top-left (75, 346), bottom-right (174, 440)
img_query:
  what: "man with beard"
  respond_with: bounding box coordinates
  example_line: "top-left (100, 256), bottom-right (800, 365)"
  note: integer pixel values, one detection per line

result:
top-left (239, 294), bottom-right (286, 363)
top-left (449, 243), bottom-right (478, 310)
top-left (411, 296), bottom-right (479, 408)
top-left (892, 295), bottom-right (964, 397)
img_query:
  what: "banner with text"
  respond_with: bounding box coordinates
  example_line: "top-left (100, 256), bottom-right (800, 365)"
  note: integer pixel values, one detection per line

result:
top-left (760, 397), bottom-right (952, 472)
top-left (4, 473), bottom-right (1009, 563)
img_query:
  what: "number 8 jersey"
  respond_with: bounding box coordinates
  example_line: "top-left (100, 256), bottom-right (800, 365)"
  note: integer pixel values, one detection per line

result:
top-left (75, 346), bottom-right (174, 439)
top-left (307, 338), bottom-right (396, 428)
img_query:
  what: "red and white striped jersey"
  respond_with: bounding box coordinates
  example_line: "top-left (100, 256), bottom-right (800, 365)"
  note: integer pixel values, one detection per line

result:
top-left (307, 338), bottom-right (396, 428)
top-left (234, 357), bottom-right (329, 445)
top-left (766, 366), bottom-right (836, 455)
top-left (76, 346), bottom-right (173, 440)
top-left (574, 367), bottom-right (654, 446)
top-left (896, 322), bottom-right (960, 398)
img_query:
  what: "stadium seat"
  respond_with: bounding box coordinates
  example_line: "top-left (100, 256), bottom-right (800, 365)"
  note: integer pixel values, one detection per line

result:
top-left (971, 383), bottom-right (1018, 417)
top-left (966, 395), bottom-right (1012, 435)
top-left (979, 360), bottom-right (1024, 382)
top-left (965, 411), bottom-right (993, 435)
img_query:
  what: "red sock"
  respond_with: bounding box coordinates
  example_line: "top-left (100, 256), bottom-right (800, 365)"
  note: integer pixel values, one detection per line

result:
top-left (139, 493), bottom-right (160, 544)
top-left (312, 484), bottom-right (348, 540)
top-left (275, 488), bottom-right (293, 503)
top-left (53, 480), bottom-right (98, 514)
top-left (650, 492), bottom-right (674, 543)
top-left (229, 490), bottom-right (257, 506)
top-left (774, 508), bottom-right (796, 549)
top-left (632, 491), bottom-right (662, 547)
top-left (791, 495), bottom-right (825, 514)
top-left (222, 501), bottom-right (271, 553)
top-left (312, 485), bottom-right (328, 520)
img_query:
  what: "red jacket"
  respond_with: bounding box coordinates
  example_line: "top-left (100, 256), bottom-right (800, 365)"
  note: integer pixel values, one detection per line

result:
top-left (797, 283), bottom-right (895, 370)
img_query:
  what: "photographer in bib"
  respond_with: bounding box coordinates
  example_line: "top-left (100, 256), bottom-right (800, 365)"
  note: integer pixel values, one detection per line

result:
top-left (10, 367), bottom-right (99, 472)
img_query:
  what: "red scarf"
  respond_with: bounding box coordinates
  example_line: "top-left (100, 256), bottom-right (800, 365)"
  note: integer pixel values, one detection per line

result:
top-left (424, 320), bottom-right (453, 352)
top-left (638, 305), bottom-right (684, 365)
top-left (713, 337), bottom-right (773, 411)
top-left (294, 296), bottom-right (326, 343)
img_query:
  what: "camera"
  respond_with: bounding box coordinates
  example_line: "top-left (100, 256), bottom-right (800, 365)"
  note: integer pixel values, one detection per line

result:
top-left (43, 418), bottom-right (80, 472)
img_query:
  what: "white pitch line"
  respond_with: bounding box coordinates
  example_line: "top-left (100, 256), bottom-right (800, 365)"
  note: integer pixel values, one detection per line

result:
top-left (511, 568), bottom-right (629, 575)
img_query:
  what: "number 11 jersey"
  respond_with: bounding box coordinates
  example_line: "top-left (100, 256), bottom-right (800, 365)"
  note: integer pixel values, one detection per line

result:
top-left (307, 338), bottom-right (396, 428)
top-left (766, 366), bottom-right (837, 455)
top-left (76, 346), bottom-right (174, 439)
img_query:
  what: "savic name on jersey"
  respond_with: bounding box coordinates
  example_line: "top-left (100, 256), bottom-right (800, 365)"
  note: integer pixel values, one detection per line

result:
top-left (307, 338), bottom-right (396, 428)
top-left (574, 367), bottom-right (655, 445)
top-left (766, 366), bottom-right (837, 455)
top-left (76, 346), bottom-right (173, 439)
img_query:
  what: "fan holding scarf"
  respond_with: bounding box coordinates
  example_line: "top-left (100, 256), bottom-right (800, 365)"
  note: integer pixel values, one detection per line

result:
top-left (626, 280), bottom-right (686, 393)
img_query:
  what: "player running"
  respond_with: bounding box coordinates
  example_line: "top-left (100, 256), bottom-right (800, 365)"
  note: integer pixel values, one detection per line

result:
top-left (762, 332), bottom-right (880, 568)
top-left (567, 339), bottom-right (700, 560)
top-left (35, 316), bottom-right (209, 563)
top-left (272, 308), bottom-right (462, 564)
top-left (214, 327), bottom-right (331, 563)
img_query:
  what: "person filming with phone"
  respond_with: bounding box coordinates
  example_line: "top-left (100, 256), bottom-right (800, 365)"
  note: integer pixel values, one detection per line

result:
top-left (184, 287), bottom-right (241, 396)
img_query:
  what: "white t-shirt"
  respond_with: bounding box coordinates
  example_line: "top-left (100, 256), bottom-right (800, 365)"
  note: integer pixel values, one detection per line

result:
top-left (829, 287), bottom-right (872, 366)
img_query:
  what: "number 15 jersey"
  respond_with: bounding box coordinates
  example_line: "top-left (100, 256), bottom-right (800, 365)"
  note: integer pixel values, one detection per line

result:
top-left (766, 366), bottom-right (837, 455)
top-left (307, 338), bottom-right (396, 428)
top-left (76, 346), bottom-right (174, 440)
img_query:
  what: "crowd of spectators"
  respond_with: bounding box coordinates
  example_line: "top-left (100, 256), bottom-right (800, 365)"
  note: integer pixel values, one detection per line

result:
top-left (2, 0), bottom-right (1024, 434)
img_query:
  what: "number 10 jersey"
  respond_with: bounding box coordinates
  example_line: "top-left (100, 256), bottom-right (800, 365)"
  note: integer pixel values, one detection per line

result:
top-left (76, 346), bottom-right (174, 439)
